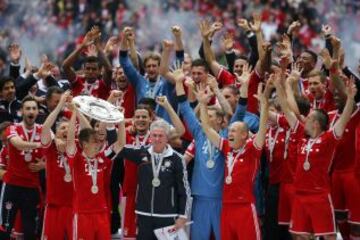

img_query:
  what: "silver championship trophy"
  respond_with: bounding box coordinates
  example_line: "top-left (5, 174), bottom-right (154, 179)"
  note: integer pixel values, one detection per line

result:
top-left (73, 95), bottom-right (124, 123)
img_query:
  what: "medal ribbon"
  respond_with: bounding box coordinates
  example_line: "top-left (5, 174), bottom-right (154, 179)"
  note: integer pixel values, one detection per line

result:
top-left (60, 153), bottom-right (71, 180)
top-left (21, 123), bottom-right (37, 159)
top-left (84, 154), bottom-right (98, 189)
top-left (151, 152), bottom-right (165, 180)
top-left (268, 127), bottom-right (280, 162)
top-left (135, 132), bottom-right (150, 148)
top-left (304, 136), bottom-right (320, 164)
top-left (226, 143), bottom-right (246, 179)
top-left (206, 139), bottom-right (215, 163)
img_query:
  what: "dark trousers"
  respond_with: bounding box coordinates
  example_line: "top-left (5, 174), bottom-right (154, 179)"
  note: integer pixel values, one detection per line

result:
top-left (0, 184), bottom-right (40, 240)
top-left (264, 183), bottom-right (280, 240)
top-left (110, 156), bottom-right (124, 234)
top-left (137, 215), bottom-right (175, 240)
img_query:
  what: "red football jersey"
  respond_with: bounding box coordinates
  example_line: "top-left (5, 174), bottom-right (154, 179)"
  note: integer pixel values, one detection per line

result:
top-left (0, 145), bottom-right (8, 169)
top-left (220, 138), bottom-right (262, 204)
top-left (71, 75), bottom-right (111, 100)
top-left (329, 106), bottom-right (360, 172)
top-left (68, 147), bottom-right (113, 213)
top-left (356, 126), bottom-right (360, 176)
top-left (247, 71), bottom-right (262, 114)
top-left (123, 131), bottom-right (151, 195)
top-left (293, 121), bottom-right (340, 194)
top-left (265, 126), bottom-right (287, 184)
top-left (115, 85), bottom-right (136, 119)
top-left (184, 140), bottom-right (195, 159)
top-left (0, 145), bottom-right (9, 183)
top-left (216, 68), bottom-right (236, 87)
top-left (307, 90), bottom-right (336, 112)
top-left (277, 115), bottom-right (299, 183)
top-left (42, 141), bottom-right (73, 207)
top-left (4, 123), bottom-right (43, 188)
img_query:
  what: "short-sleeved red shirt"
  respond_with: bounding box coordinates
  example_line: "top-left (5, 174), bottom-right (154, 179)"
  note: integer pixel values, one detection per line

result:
top-left (329, 107), bottom-right (360, 172)
top-left (220, 138), bottom-right (262, 203)
top-left (247, 71), bottom-right (262, 114)
top-left (42, 141), bottom-right (73, 207)
top-left (217, 68), bottom-right (236, 87)
top-left (307, 90), bottom-right (336, 112)
top-left (68, 147), bottom-right (113, 213)
top-left (4, 123), bottom-right (44, 188)
top-left (276, 115), bottom-right (299, 183)
top-left (293, 121), bottom-right (340, 194)
top-left (265, 126), bottom-right (287, 184)
top-left (71, 75), bottom-right (111, 100)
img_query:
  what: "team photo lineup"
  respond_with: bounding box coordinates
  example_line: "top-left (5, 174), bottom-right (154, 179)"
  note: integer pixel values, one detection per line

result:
top-left (0, 0), bottom-right (360, 239)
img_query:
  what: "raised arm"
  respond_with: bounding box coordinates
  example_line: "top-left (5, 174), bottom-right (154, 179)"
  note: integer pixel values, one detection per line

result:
top-left (62, 27), bottom-right (100, 82)
top-left (200, 20), bottom-right (223, 78)
top-left (125, 28), bottom-right (140, 70)
top-left (320, 48), bottom-right (346, 99)
top-left (333, 81), bottom-right (356, 137)
top-left (254, 82), bottom-right (269, 148)
top-left (255, 42), bottom-right (272, 77)
top-left (238, 18), bottom-right (258, 68)
top-left (8, 43), bottom-right (22, 79)
top-left (250, 13), bottom-right (264, 62)
top-left (273, 73), bottom-right (298, 129)
top-left (41, 91), bottom-right (71, 146)
top-left (221, 32), bottom-right (235, 73)
top-left (95, 35), bottom-right (113, 86)
top-left (16, 62), bottom-right (55, 100)
top-left (285, 64), bottom-right (303, 116)
top-left (112, 120), bottom-right (125, 154)
top-left (207, 74), bottom-right (233, 116)
top-left (159, 40), bottom-right (176, 84)
top-left (172, 25), bottom-right (184, 52)
top-left (119, 27), bottom-right (146, 93)
top-left (197, 89), bottom-right (221, 148)
top-left (77, 111), bottom-right (91, 130)
top-left (156, 96), bottom-right (185, 136)
top-left (286, 21), bottom-right (301, 55)
top-left (66, 103), bottom-right (78, 156)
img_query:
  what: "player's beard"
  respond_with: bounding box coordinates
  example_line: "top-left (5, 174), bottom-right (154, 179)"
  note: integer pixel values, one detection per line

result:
top-left (24, 115), bottom-right (36, 128)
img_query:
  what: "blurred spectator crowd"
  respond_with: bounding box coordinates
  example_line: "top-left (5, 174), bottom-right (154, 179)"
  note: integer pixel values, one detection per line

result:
top-left (0, 0), bottom-right (360, 71)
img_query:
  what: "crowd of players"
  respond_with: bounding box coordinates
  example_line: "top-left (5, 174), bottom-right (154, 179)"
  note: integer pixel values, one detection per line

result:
top-left (1, 8), bottom-right (360, 240)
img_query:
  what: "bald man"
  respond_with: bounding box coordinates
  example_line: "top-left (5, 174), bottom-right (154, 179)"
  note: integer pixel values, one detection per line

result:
top-left (198, 84), bottom-right (269, 239)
